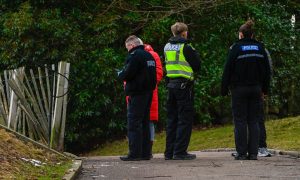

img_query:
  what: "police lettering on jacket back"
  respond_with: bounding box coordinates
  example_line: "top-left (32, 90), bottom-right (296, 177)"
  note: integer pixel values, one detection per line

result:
top-left (231, 40), bottom-right (267, 86)
top-left (145, 54), bottom-right (157, 91)
top-left (237, 45), bottom-right (264, 61)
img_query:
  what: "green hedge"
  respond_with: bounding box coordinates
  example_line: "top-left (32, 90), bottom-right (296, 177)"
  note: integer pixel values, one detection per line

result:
top-left (0, 1), bottom-right (299, 152)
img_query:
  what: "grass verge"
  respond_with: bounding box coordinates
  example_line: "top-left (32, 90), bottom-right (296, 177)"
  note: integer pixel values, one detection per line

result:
top-left (0, 128), bottom-right (72, 179)
top-left (86, 116), bottom-right (300, 156)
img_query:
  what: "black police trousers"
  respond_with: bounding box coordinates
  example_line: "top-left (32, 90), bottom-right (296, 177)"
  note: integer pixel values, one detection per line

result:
top-left (231, 85), bottom-right (262, 156)
top-left (127, 92), bottom-right (152, 158)
top-left (165, 86), bottom-right (194, 157)
top-left (258, 101), bottom-right (267, 148)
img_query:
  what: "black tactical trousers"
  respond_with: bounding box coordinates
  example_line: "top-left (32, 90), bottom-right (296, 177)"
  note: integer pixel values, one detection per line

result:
top-left (258, 101), bottom-right (267, 148)
top-left (231, 85), bottom-right (262, 156)
top-left (127, 92), bottom-right (152, 158)
top-left (165, 86), bottom-right (194, 157)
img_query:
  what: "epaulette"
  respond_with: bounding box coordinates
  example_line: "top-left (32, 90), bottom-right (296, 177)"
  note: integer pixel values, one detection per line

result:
top-left (185, 43), bottom-right (196, 50)
top-left (229, 43), bottom-right (237, 50)
top-left (229, 42), bottom-right (237, 50)
top-left (130, 50), bottom-right (136, 55)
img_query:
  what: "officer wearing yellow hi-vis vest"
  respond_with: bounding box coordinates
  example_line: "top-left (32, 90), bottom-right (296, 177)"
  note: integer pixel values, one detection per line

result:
top-left (165, 43), bottom-right (194, 80)
top-left (164, 22), bottom-right (200, 160)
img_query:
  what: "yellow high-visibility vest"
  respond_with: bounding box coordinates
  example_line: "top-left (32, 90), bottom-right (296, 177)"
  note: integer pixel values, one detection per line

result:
top-left (164, 43), bottom-right (193, 80)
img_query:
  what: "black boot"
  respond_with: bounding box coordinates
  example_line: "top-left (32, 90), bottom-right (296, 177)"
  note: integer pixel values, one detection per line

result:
top-left (234, 153), bottom-right (248, 160)
top-left (141, 141), bottom-right (153, 160)
top-left (120, 155), bottom-right (141, 161)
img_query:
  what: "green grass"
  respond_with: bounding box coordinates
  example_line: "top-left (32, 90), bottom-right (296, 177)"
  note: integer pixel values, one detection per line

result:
top-left (0, 127), bottom-right (72, 179)
top-left (86, 116), bottom-right (300, 156)
top-left (17, 160), bottom-right (72, 180)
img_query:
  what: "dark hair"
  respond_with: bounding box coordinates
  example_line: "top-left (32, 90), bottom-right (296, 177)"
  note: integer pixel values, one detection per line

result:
top-left (239, 20), bottom-right (254, 38)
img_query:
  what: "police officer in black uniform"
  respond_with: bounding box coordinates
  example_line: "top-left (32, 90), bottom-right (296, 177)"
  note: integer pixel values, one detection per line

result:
top-left (221, 20), bottom-right (271, 160)
top-left (118, 35), bottom-right (157, 161)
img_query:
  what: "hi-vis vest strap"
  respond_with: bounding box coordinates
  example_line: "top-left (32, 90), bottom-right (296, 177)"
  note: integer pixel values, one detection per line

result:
top-left (164, 43), bottom-right (193, 80)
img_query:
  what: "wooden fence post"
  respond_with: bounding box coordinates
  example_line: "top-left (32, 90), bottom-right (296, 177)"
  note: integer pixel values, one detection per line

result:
top-left (51, 61), bottom-right (66, 149)
top-left (58, 62), bottom-right (70, 151)
top-left (8, 70), bottom-right (19, 129)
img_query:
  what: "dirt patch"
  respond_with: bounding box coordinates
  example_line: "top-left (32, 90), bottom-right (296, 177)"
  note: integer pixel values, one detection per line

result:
top-left (0, 129), bottom-right (68, 179)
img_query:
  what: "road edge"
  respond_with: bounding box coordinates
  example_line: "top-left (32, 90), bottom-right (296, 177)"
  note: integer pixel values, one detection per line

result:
top-left (201, 148), bottom-right (300, 158)
top-left (62, 159), bottom-right (82, 180)
top-left (270, 149), bottom-right (300, 158)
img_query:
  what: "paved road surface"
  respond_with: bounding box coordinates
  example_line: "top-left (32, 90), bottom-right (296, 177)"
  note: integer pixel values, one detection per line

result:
top-left (77, 151), bottom-right (300, 180)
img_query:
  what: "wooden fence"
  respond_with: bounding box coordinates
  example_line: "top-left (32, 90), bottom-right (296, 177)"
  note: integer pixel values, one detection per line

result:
top-left (0, 61), bottom-right (70, 151)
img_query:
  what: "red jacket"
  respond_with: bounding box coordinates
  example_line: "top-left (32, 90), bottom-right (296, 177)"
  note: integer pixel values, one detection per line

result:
top-left (144, 44), bottom-right (163, 121)
top-left (125, 44), bottom-right (163, 121)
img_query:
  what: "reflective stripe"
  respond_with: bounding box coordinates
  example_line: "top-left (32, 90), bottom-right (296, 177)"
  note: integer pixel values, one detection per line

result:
top-left (166, 61), bottom-right (190, 66)
top-left (167, 64), bottom-right (193, 74)
top-left (167, 70), bottom-right (193, 77)
top-left (237, 54), bottom-right (264, 59)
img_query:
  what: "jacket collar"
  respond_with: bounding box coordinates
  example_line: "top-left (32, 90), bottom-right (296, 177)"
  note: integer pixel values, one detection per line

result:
top-left (169, 36), bottom-right (189, 44)
top-left (128, 45), bottom-right (144, 54)
top-left (238, 37), bottom-right (259, 43)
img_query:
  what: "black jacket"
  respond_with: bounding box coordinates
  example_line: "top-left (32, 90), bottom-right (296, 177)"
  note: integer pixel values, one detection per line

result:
top-left (221, 38), bottom-right (271, 96)
top-left (167, 36), bottom-right (201, 73)
top-left (118, 45), bottom-right (157, 95)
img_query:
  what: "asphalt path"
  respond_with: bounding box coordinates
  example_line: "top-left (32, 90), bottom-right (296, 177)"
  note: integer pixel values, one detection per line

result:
top-left (76, 151), bottom-right (300, 180)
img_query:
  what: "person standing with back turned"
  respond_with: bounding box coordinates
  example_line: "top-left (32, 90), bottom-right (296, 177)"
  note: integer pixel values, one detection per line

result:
top-left (118, 35), bottom-right (157, 161)
top-left (125, 41), bottom-right (163, 157)
top-left (164, 22), bottom-right (201, 160)
top-left (221, 20), bottom-right (271, 160)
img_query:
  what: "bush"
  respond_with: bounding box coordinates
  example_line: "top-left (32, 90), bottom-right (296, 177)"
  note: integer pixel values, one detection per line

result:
top-left (0, 1), bottom-right (298, 153)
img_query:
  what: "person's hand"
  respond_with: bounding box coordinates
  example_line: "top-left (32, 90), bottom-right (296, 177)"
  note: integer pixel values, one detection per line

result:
top-left (115, 68), bottom-right (122, 76)
top-left (221, 88), bottom-right (229, 96)
top-left (262, 93), bottom-right (267, 101)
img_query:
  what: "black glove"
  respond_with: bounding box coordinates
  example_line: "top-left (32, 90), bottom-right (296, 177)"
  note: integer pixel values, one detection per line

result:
top-left (221, 87), bottom-right (229, 96)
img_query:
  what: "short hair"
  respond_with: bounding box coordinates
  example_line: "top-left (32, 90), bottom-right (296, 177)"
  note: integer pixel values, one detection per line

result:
top-left (171, 22), bottom-right (188, 36)
top-left (239, 20), bottom-right (255, 38)
top-left (125, 35), bottom-right (143, 46)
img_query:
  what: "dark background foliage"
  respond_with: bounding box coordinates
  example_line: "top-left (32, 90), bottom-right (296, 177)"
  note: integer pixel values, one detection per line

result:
top-left (0, 0), bottom-right (299, 153)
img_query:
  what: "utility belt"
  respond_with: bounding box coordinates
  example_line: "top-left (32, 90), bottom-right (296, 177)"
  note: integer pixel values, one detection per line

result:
top-left (167, 78), bottom-right (193, 89)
